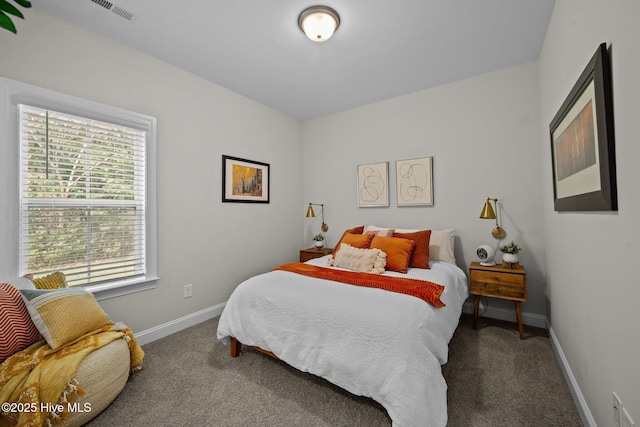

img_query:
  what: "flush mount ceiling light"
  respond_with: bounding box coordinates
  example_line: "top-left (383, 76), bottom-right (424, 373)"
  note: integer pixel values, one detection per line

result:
top-left (298, 5), bottom-right (340, 42)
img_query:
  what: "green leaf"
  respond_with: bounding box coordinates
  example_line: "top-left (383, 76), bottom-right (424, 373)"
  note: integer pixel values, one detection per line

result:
top-left (0, 11), bottom-right (18, 33)
top-left (12, 0), bottom-right (31, 8)
top-left (0, 0), bottom-right (24, 19)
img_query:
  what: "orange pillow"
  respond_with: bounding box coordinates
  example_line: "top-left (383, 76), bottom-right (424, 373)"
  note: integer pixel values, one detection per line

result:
top-left (370, 236), bottom-right (415, 273)
top-left (345, 225), bottom-right (365, 235)
top-left (334, 233), bottom-right (374, 256)
top-left (393, 230), bottom-right (431, 269)
top-left (332, 226), bottom-right (365, 257)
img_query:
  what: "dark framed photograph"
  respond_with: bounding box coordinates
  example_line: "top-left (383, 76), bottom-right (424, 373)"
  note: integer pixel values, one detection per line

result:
top-left (549, 43), bottom-right (617, 211)
top-left (222, 155), bottom-right (270, 203)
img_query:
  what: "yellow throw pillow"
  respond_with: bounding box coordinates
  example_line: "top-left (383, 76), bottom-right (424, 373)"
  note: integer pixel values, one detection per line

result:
top-left (20, 287), bottom-right (110, 350)
top-left (32, 272), bottom-right (68, 289)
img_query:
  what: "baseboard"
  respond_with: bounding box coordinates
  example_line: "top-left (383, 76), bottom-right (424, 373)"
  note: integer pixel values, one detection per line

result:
top-left (134, 303), bottom-right (225, 346)
top-left (548, 327), bottom-right (596, 427)
top-left (462, 301), bottom-right (546, 329)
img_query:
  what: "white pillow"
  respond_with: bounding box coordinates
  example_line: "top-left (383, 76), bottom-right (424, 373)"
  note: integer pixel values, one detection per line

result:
top-left (327, 243), bottom-right (386, 274)
top-left (363, 225), bottom-right (395, 237)
top-left (394, 228), bottom-right (419, 233)
top-left (429, 228), bottom-right (456, 264)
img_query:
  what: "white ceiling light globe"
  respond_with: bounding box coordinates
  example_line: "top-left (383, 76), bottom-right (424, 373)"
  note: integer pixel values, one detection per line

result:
top-left (298, 6), bottom-right (340, 43)
top-left (302, 12), bottom-right (337, 42)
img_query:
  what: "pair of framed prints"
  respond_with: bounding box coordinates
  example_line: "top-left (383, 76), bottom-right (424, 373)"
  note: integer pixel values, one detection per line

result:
top-left (357, 156), bottom-right (433, 208)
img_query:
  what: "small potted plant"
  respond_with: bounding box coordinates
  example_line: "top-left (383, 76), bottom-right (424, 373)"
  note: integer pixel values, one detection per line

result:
top-left (313, 233), bottom-right (325, 248)
top-left (499, 241), bottom-right (523, 264)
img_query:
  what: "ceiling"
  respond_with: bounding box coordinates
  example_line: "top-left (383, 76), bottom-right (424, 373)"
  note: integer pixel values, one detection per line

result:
top-left (31, 0), bottom-right (556, 121)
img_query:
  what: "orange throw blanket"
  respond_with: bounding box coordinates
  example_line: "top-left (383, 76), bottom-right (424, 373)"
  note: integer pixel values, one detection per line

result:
top-left (272, 262), bottom-right (445, 308)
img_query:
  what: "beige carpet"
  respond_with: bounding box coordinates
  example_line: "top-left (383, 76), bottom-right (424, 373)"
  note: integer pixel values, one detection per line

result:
top-left (85, 314), bottom-right (583, 426)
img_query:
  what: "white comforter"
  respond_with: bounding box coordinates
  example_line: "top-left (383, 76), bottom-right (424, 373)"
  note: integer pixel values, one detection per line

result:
top-left (217, 256), bottom-right (469, 427)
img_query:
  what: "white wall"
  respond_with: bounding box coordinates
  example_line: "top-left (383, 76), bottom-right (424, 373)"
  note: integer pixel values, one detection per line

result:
top-left (302, 62), bottom-right (548, 320)
top-left (539, 1), bottom-right (640, 425)
top-left (0, 9), bottom-right (304, 332)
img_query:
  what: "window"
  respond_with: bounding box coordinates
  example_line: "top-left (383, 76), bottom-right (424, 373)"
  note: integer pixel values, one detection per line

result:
top-left (19, 105), bottom-right (146, 286)
top-left (1, 77), bottom-right (157, 298)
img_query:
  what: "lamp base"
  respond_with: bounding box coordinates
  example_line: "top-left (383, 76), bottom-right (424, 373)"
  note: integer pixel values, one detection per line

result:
top-left (480, 261), bottom-right (497, 266)
top-left (491, 226), bottom-right (506, 240)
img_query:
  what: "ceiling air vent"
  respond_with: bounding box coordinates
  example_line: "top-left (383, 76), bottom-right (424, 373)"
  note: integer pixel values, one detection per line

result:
top-left (90, 0), bottom-right (135, 21)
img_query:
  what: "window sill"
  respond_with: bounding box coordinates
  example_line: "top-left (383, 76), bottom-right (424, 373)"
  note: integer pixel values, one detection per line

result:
top-left (86, 275), bottom-right (159, 301)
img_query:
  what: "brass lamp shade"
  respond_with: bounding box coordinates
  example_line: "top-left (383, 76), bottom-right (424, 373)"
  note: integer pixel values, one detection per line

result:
top-left (306, 204), bottom-right (315, 218)
top-left (479, 198), bottom-right (506, 240)
top-left (306, 203), bottom-right (328, 232)
top-left (479, 200), bottom-right (496, 220)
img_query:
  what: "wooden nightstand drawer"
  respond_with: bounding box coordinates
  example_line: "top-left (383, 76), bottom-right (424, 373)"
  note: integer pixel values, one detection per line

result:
top-left (470, 280), bottom-right (526, 300)
top-left (470, 269), bottom-right (526, 287)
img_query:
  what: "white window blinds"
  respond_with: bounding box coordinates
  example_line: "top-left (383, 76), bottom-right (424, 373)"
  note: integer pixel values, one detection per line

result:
top-left (19, 104), bottom-right (147, 287)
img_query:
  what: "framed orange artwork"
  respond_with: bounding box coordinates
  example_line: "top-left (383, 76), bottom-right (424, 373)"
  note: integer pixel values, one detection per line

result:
top-left (549, 43), bottom-right (617, 211)
top-left (222, 155), bottom-right (270, 203)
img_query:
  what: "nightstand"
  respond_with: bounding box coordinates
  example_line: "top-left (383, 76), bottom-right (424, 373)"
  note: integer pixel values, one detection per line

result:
top-left (299, 247), bottom-right (333, 262)
top-left (468, 262), bottom-right (527, 339)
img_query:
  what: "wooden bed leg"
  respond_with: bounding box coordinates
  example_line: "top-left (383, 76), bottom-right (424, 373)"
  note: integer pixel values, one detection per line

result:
top-left (230, 337), bottom-right (241, 357)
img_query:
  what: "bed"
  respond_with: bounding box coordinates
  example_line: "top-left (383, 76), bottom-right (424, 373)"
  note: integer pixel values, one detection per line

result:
top-left (216, 227), bottom-right (469, 427)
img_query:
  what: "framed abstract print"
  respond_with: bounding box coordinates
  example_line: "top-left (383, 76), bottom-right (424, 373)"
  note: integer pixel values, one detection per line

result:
top-left (357, 161), bottom-right (389, 207)
top-left (395, 156), bottom-right (433, 206)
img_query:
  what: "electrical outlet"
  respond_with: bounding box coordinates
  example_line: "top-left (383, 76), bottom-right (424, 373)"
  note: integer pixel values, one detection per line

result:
top-left (614, 392), bottom-right (622, 427)
top-left (184, 283), bottom-right (193, 298)
top-left (623, 407), bottom-right (636, 427)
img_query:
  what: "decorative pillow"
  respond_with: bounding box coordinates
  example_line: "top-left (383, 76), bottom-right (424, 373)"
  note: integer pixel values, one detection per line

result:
top-left (393, 229), bottom-right (432, 269)
top-left (370, 236), bottom-right (415, 273)
top-left (331, 226), bottom-right (367, 257)
top-left (363, 225), bottom-right (395, 237)
top-left (336, 232), bottom-right (374, 251)
top-left (32, 271), bottom-right (68, 289)
top-left (347, 225), bottom-right (365, 234)
top-left (0, 283), bottom-right (41, 362)
top-left (3, 274), bottom-right (36, 290)
top-left (394, 228), bottom-right (456, 264)
top-left (20, 287), bottom-right (110, 350)
top-left (429, 229), bottom-right (456, 264)
top-left (328, 243), bottom-right (386, 274)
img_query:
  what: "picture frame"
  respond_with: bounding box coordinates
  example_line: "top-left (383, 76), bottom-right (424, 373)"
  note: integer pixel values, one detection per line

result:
top-left (395, 156), bottom-right (433, 206)
top-left (222, 155), bottom-right (270, 203)
top-left (357, 161), bottom-right (389, 207)
top-left (549, 43), bottom-right (617, 211)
